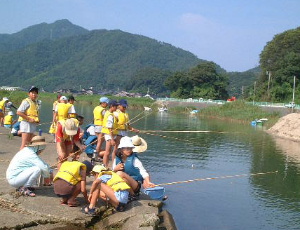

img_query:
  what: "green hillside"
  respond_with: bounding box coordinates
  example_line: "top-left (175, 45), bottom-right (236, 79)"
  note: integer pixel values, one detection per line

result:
top-left (0, 19), bottom-right (89, 52)
top-left (0, 20), bottom-right (203, 93)
top-left (227, 66), bottom-right (261, 97)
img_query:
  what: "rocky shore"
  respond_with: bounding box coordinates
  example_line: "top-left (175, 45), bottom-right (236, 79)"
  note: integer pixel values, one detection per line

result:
top-left (0, 127), bottom-right (177, 230)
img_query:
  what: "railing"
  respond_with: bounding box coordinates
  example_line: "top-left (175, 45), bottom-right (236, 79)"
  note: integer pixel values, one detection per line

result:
top-left (156, 98), bottom-right (298, 109)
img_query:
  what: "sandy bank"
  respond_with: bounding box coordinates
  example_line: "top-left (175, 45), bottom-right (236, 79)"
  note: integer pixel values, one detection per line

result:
top-left (267, 113), bottom-right (300, 142)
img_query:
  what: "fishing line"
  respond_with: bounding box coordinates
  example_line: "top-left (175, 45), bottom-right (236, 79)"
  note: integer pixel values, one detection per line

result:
top-left (143, 130), bottom-right (230, 134)
top-left (139, 131), bottom-right (194, 144)
top-left (155, 171), bottom-right (279, 186)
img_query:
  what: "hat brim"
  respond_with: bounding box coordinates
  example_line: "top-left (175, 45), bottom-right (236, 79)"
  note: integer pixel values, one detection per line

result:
top-left (29, 88), bottom-right (39, 93)
top-left (27, 142), bottom-right (47, 147)
top-left (133, 138), bottom-right (147, 153)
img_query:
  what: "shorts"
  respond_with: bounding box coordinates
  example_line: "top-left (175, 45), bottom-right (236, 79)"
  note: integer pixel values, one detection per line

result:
top-left (115, 190), bottom-right (129, 204)
top-left (117, 130), bottom-right (128, 137)
top-left (53, 178), bottom-right (76, 198)
top-left (104, 134), bottom-right (116, 141)
top-left (20, 121), bottom-right (37, 133)
top-left (4, 124), bottom-right (12, 129)
top-left (94, 126), bottom-right (102, 133)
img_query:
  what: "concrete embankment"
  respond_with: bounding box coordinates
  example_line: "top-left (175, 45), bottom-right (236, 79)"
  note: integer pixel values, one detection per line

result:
top-left (0, 127), bottom-right (177, 230)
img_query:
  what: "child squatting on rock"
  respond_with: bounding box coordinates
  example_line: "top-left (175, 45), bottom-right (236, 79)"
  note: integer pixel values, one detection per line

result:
top-left (82, 164), bottom-right (131, 215)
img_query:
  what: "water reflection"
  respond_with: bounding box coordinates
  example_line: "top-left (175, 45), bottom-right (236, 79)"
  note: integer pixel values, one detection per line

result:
top-left (37, 101), bottom-right (300, 230)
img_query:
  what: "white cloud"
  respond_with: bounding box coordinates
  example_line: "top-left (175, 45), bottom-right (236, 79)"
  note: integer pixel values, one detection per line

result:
top-left (179, 13), bottom-right (216, 32)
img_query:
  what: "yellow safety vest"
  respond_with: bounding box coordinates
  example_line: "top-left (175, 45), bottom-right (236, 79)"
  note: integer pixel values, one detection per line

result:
top-left (19, 98), bottom-right (39, 122)
top-left (57, 103), bottom-right (72, 121)
top-left (4, 115), bottom-right (13, 125)
top-left (98, 171), bottom-right (130, 191)
top-left (53, 161), bottom-right (86, 185)
top-left (93, 106), bottom-right (106, 126)
top-left (101, 111), bottom-right (118, 135)
top-left (116, 110), bottom-right (129, 130)
top-left (0, 99), bottom-right (6, 111)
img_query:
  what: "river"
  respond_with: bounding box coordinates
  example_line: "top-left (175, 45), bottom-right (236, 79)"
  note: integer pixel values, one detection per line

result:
top-left (39, 101), bottom-right (300, 230)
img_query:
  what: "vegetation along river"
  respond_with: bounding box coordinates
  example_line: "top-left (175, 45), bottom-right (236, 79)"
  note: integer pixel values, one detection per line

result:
top-left (39, 101), bottom-right (300, 230)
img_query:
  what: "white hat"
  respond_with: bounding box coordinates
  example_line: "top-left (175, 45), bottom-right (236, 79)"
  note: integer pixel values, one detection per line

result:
top-left (60, 96), bottom-right (67, 101)
top-left (131, 135), bottom-right (147, 153)
top-left (118, 136), bottom-right (135, 149)
top-left (8, 111), bottom-right (14, 116)
top-left (64, 118), bottom-right (78, 136)
top-left (2, 97), bottom-right (8, 101)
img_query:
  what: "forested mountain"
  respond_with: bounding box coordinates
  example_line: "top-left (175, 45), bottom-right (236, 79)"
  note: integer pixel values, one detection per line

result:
top-left (251, 27), bottom-right (300, 102)
top-left (0, 19), bottom-right (89, 52)
top-left (227, 66), bottom-right (260, 98)
top-left (0, 20), bottom-right (203, 93)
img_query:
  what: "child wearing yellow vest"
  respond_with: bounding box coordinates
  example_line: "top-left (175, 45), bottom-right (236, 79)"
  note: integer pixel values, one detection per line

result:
top-left (53, 159), bottom-right (92, 207)
top-left (101, 100), bottom-right (119, 167)
top-left (93, 97), bottom-right (109, 161)
top-left (4, 111), bottom-right (15, 129)
top-left (82, 164), bottom-right (130, 215)
top-left (17, 86), bottom-right (40, 149)
top-left (0, 97), bottom-right (9, 126)
top-left (112, 99), bottom-right (139, 163)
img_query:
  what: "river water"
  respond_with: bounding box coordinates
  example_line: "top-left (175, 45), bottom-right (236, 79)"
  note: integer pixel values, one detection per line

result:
top-left (39, 102), bottom-right (300, 230)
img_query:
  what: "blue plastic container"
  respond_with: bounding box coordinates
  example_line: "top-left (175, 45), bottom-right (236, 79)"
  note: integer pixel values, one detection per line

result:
top-left (144, 186), bottom-right (165, 200)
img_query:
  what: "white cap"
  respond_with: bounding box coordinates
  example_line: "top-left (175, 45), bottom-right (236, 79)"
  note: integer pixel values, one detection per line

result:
top-left (118, 136), bottom-right (135, 149)
top-left (8, 111), bottom-right (14, 116)
top-left (2, 97), bottom-right (8, 101)
top-left (60, 96), bottom-right (67, 101)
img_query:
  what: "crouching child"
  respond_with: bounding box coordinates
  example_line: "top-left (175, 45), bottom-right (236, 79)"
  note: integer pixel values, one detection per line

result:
top-left (83, 165), bottom-right (130, 215)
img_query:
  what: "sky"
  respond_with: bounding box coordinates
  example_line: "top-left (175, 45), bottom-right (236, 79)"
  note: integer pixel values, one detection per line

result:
top-left (0, 0), bottom-right (299, 72)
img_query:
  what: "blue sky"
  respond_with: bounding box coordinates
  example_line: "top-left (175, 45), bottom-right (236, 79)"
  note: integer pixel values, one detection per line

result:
top-left (0, 0), bottom-right (299, 72)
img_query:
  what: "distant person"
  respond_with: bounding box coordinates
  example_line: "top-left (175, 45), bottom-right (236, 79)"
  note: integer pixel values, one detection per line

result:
top-left (101, 100), bottom-right (119, 167)
top-left (6, 136), bottom-right (53, 197)
top-left (4, 111), bottom-right (16, 129)
top-left (17, 86), bottom-right (40, 149)
top-left (11, 121), bottom-right (21, 137)
top-left (112, 99), bottom-right (139, 163)
top-left (67, 95), bottom-right (77, 119)
top-left (49, 93), bottom-right (62, 138)
top-left (0, 97), bottom-right (9, 126)
top-left (93, 97), bottom-right (109, 161)
top-left (53, 96), bottom-right (76, 123)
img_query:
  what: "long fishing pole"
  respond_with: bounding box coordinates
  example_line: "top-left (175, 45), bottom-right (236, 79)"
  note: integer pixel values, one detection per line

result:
top-left (155, 171), bottom-right (278, 187)
top-left (143, 130), bottom-right (230, 134)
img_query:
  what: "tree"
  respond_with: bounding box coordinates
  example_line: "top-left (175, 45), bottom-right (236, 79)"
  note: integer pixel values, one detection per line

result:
top-left (165, 62), bottom-right (229, 99)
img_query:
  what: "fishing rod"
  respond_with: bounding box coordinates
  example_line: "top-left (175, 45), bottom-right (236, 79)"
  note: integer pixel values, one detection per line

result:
top-left (143, 130), bottom-right (230, 134)
top-left (50, 137), bottom-right (101, 168)
top-left (155, 171), bottom-right (279, 187)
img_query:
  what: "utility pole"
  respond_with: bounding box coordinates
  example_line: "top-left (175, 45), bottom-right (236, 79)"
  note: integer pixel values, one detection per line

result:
top-left (292, 76), bottom-right (296, 113)
top-left (253, 81), bottom-right (256, 105)
top-left (267, 71), bottom-right (271, 100)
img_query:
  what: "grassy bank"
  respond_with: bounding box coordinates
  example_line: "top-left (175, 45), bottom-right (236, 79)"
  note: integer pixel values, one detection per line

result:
top-left (198, 100), bottom-right (280, 128)
top-left (0, 90), bottom-right (156, 109)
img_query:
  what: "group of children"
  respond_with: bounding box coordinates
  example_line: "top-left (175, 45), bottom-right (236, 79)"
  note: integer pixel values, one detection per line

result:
top-left (3, 87), bottom-right (157, 214)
